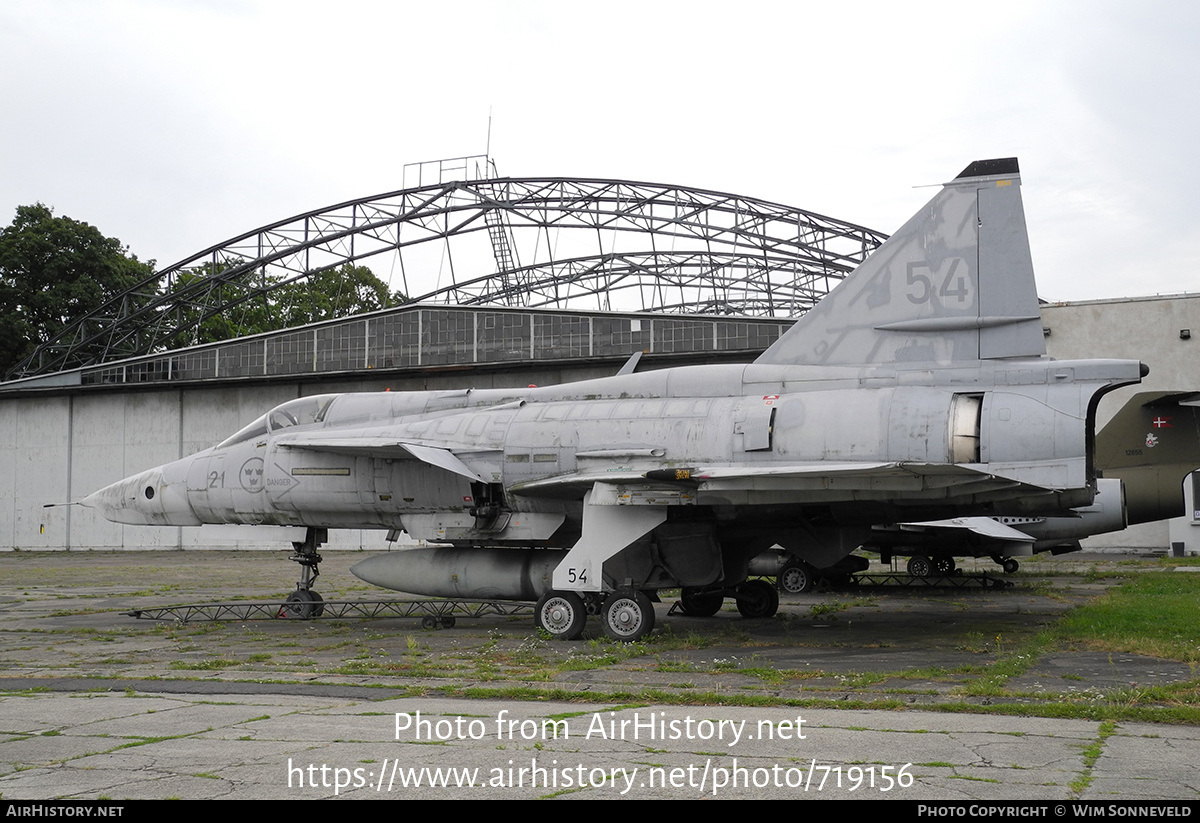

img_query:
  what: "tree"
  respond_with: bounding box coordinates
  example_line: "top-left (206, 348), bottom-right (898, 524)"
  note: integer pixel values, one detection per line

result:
top-left (161, 261), bottom-right (408, 347)
top-left (159, 259), bottom-right (278, 349)
top-left (273, 263), bottom-right (402, 328)
top-left (0, 204), bottom-right (156, 377)
top-left (0, 203), bottom-right (412, 375)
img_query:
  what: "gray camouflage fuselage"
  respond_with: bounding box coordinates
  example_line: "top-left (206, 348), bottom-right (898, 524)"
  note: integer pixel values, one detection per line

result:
top-left (88, 355), bottom-right (1140, 570)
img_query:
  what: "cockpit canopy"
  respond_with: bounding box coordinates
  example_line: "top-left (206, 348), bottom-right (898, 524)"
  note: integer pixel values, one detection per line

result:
top-left (216, 394), bottom-right (338, 449)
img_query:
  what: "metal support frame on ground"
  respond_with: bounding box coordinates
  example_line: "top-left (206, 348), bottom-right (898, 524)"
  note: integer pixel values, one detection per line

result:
top-left (125, 598), bottom-right (534, 625)
top-left (840, 573), bottom-right (1013, 590)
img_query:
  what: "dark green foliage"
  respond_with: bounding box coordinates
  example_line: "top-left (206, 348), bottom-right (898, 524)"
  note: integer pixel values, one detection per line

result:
top-left (276, 264), bottom-right (400, 329)
top-left (162, 261), bottom-right (404, 347)
top-left (1, 203), bottom-right (409, 370)
top-left (0, 203), bottom-right (156, 376)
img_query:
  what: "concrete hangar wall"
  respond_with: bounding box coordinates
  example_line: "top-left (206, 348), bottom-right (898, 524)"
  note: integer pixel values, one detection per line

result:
top-left (3, 295), bottom-right (1199, 554)
top-left (2, 370), bottom-right (557, 553)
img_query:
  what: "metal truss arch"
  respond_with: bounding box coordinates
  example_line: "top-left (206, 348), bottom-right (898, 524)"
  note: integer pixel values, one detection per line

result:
top-left (10, 176), bottom-right (887, 379)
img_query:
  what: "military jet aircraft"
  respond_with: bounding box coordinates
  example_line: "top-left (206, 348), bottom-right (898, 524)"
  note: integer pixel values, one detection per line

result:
top-left (82, 158), bottom-right (1147, 641)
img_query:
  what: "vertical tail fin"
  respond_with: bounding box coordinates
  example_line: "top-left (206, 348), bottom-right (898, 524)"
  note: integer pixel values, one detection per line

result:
top-left (756, 158), bottom-right (1046, 367)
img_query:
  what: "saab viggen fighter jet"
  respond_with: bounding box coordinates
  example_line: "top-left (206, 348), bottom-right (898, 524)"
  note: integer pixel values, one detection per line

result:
top-left (82, 158), bottom-right (1147, 641)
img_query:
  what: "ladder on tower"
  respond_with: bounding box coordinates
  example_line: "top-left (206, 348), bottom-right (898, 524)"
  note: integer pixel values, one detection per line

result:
top-left (485, 206), bottom-right (517, 276)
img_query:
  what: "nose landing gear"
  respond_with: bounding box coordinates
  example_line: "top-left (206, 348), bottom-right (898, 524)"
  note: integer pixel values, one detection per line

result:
top-left (281, 527), bottom-right (326, 619)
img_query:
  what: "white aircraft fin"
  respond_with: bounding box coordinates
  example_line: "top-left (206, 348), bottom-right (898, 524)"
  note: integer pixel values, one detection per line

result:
top-left (756, 158), bottom-right (1045, 367)
top-left (615, 350), bottom-right (644, 376)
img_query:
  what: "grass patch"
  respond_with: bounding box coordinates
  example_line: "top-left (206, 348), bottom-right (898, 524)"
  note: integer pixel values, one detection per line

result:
top-left (1058, 573), bottom-right (1200, 662)
top-left (738, 666), bottom-right (785, 685)
top-left (961, 631), bottom-right (1054, 696)
top-left (1069, 720), bottom-right (1116, 796)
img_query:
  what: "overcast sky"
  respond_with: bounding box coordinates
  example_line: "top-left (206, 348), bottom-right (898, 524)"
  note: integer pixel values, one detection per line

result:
top-left (2, 0), bottom-right (1197, 303)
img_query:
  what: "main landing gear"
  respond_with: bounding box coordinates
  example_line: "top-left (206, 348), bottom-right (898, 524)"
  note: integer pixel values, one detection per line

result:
top-left (992, 555), bottom-right (1020, 574)
top-left (602, 588), bottom-right (656, 642)
top-left (535, 590), bottom-right (588, 640)
top-left (535, 587), bottom-right (659, 642)
top-left (778, 560), bottom-right (816, 594)
top-left (735, 579), bottom-right (779, 618)
top-left (905, 553), bottom-right (1018, 577)
top-left (676, 580), bottom-right (780, 619)
top-left (281, 527), bottom-right (326, 619)
top-left (906, 555), bottom-right (958, 578)
top-left (531, 576), bottom-right (787, 642)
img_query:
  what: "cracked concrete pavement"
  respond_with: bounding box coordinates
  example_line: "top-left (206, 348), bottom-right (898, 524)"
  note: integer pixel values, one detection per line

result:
top-left (1, 550), bottom-right (1197, 799)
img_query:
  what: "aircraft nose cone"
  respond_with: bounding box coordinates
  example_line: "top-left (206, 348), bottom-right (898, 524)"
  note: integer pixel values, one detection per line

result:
top-left (82, 468), bottom-right (162, 525)
top-left (81, 460), bottom-right (202, 526)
